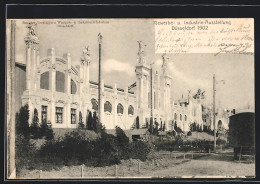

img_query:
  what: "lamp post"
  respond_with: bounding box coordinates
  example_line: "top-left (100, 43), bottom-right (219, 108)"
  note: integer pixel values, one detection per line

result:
top-left (213, 74), bottom-right (225, 153)
top-left (98, 33), bottom-right (102, 121)
top-left (213, 74), bottom-right (216, 153)
top-left (150, 62), bottom-right (154, 133)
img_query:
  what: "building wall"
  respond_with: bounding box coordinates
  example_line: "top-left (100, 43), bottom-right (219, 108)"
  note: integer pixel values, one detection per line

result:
top-left (15, 26), bottom-right (204, 131)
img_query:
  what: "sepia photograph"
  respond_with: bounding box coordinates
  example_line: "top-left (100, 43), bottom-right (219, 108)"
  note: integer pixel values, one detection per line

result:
top-left (6, 18), bottom-right (255, 179)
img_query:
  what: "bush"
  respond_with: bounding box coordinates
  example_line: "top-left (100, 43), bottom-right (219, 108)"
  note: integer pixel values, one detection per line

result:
top-left (187, 131), bottom-right (192, 136)
top-left (15, 105), bottom-right (37, 171)
top-left (30, 108), bottom-right (40, 139)
top-left (129, 141), bottom-right (151, 161)
top-left (216, 138), bottom-right (227, 145)
top-left (78, 111), bottom-right (84, 129)
top-left (16, 104), bottom-right (30, 140)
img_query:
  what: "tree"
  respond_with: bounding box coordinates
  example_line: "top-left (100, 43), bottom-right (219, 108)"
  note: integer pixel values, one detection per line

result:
top-left (78, 111), bottom-right (84, 129)
top-left (115, 126), bottom-right (130, 159)
top-left (149, 118), bottom-right (153, 134)
top-left (93, 111), bottom-right (105, 134)
top-left (136, 116), bottom-right (140, 129)
top-left (163, 122), bottom-right (166, 131)
top-left (40, 120), bottom-right (54, 140)
top-left (16, 104), bottom-right (30, 140)
top-left (93, 111), bottom-right (98, 131)
top-left (30, 108), bottom-right (40, 139)
top-left (86, 111), bottom-right (93, 130)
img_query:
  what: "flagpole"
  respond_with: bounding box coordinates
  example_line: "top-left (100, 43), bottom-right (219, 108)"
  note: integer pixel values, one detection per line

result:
top-left (213, 74), bottom-right (216, 153)
top-left (98, 33), bottom-right (102, 121)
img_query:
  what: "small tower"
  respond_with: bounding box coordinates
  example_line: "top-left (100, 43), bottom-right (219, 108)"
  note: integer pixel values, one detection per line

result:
top-left (161, 53), bottom-right (172, 131)
top-left (135, 41), bottom-right (151, 127)
top-left (22, 23), bottom-right (40, 123)
top-left (24, 23), bottom-right (40, 91)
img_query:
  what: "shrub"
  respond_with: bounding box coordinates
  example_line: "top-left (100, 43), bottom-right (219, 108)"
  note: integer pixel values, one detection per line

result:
top-left (129, 141), bottom-right (151, 161)
top-left (16, 104), bottom-right (30, 140)
top-left (78, 111), bottom-right (84, 129)
top-left (86, 111), bottom-right (93, 130)
top-left (30, 108), bottom-right (40, 139)
top-left (39, 120), bottom-right (54, 140)
top-left (15, 105), bottom-right (37, 171)
top-left (216, 138), bottom-right (227, 145)
top-left (187, 131), bottom-right (192, 136)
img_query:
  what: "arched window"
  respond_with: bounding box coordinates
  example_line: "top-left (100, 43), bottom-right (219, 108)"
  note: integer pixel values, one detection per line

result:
top-left (56, 71), bottom-right (65, 92)
top-left (128, 105), bottom-right (134, 115)
top-left (185, 115), bottom-right (187, 121)
top-left (91, 98), bottom-right (98, 111)
top-left (174, 113), bottom-right (177, 120)
top-left (117, 103), bottom-right (124, 114)
top-left (104, 101), bottom-right (112, 113)
top-left (40, 71), bottom-right (49, 90)
top-left (71, 79), bottom-right (77, 94)
top-left (180, 114), bottom-right (182, 121)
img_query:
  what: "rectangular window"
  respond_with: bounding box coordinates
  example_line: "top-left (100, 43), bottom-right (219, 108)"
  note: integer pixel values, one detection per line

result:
top-left (56, 107), bottom-right (63, 124)
top-left (71, 108), bottom-right (76, 124)
top-left (42, 105), bottom-right (47, 123)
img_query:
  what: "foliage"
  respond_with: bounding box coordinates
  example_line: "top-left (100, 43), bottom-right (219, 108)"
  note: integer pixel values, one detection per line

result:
top-left (167, 130), bottom-right (176, 137)
top-left (16, 104), bottom-right (30, 140)
top-left (86, 111), bottom-right (93, 130)
top-left (187, 131), bottom-right (192, 136)
top-left (190, 122), bottom-right (203, 132)
top-left (78, 111), bottom-right (84, 129)
top-left (174, 122), bottom-right (183, 134)
top-left (115, 126), bottom-right (130, 159)
top-left (33, 126), bottom-right (151, 170)
top-left (129, 141), bottom-right (151, 161)
top-left (39, 120), bottom-right (54, 140)
top-left (30, 108), bottom-right (40, 139)
top-left (153, 137), bottom-right (214, 152)
top-left (136, 116), bottom-right (140, 129)
top-left (15, 105), bottom-right (37, 171)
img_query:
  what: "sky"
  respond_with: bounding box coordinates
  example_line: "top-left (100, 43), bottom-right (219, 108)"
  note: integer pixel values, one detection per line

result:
top-left (8, 19), bottom-right (255, 110)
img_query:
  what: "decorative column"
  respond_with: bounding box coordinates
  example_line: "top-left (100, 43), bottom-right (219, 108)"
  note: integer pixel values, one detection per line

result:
top-left (24, 23), bottom-right (39, 91)
top-left (66, 52), bottom-right (71, 94)
top-left (114, 84), bottom-right (118, 127)
top-left (50, 48), bottom-right (56, 125)
top-left (100, 79), bottom-right (104, 124)
top-left (67, 102), bottom-right (71, 128)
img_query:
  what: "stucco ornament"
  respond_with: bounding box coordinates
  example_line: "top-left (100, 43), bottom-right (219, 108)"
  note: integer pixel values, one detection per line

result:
top-left (81, 45), bottom-right (91, 65)
top-left (137, 41), bottom-right (146, 64)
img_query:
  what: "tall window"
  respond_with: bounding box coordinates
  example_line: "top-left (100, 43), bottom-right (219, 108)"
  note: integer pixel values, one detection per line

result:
top-left (128, 105), bottom-right (134, 115)
top-left (180, 114), bottom-right (182, 121)
top-left (185, 115), bottom-right (187, 121)
top-left (56, 71), bottom-right (65, 92)
top-left (40, 72), bottom-right (49, 90)
top-left (104, 101), bottom-right (112, 113)
top-left (41, 105), bottom-right (47, 123)
top-left (174, 113), bottom-right (177, 120)
top-left (71, 79), bottom-right (77, 94)
top-left (71, 108), bottom-right (76, 124)
top-left (56, 107), bottom-right (63, 124)
top-left (117, 103), bottom-right (124, 114)
top-left (91, 98), bottom-right (98, 111)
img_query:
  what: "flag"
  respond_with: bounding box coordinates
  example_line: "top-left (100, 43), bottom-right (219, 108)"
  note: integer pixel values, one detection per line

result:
top-left (128, 82), bottom-right (136, 90)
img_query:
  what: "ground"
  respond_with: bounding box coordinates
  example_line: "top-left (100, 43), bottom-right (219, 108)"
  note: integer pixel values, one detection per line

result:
top-left (17, 148), bottom-right (255, 179)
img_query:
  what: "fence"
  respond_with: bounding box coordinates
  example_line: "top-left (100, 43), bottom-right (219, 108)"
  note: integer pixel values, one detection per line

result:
top-left (37, 151), bottom-right (208, 178)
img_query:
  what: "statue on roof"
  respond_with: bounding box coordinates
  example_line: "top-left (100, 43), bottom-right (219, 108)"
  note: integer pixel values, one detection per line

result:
top-left (26, 23), bottom-right (37, 36)
top-left (137, 41), bottom-right (146, 64)
top-left (81, 45), bottom-right (91, 65)
top-left (162, 53), bottom-right (169, 74)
